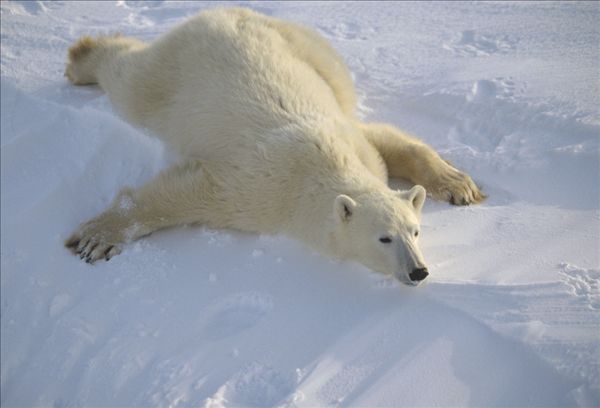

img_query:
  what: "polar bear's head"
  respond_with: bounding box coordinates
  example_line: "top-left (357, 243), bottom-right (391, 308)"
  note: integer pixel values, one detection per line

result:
top-left (332, 185), bottom-right (428, 286)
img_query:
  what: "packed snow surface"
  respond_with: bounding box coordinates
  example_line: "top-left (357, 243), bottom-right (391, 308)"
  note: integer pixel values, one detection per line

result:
top-left (1, 1), bottom-right (599, 407)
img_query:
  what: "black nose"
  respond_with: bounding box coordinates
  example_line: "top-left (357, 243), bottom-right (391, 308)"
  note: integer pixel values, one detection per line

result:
top-left (409, 268), bottom-right (429, 282)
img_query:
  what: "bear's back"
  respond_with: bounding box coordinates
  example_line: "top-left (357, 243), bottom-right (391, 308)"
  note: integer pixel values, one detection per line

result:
top-left (135, 8), bottom-right (345, 162)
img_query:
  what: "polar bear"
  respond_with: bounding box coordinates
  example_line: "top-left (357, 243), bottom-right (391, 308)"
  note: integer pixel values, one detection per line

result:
top-left (64, 7), bottom-right (484, 285)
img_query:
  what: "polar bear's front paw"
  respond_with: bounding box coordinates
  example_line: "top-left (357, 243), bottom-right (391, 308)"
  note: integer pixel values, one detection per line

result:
top-left (65, 219), bottom-right (125, 264)
top-left (428, 162), bottom-right (486, 206)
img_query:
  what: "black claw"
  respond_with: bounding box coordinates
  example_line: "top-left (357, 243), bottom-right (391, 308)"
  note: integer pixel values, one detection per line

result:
top-left (103, 246), bottom-right (114, 261)
top-left (450, 194), bottom-right (470, 206)
top-left (81, 238), bottom-right (90, 248)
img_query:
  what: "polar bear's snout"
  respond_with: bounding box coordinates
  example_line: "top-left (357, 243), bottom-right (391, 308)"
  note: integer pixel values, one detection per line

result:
top-left (409, 267), bottom-right (429, 282)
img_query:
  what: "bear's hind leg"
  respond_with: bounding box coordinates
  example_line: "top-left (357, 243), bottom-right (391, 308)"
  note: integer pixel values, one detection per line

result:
top-left (65, 34), bottom-right (145, 86)
top-left (66, 160), bottom-right (216, 263)
top-left (362, 123), bottom-right (485, 205)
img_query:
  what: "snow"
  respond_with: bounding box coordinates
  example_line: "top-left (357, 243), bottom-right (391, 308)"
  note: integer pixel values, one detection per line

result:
top-left (1, 1), bottom-right (599, 406)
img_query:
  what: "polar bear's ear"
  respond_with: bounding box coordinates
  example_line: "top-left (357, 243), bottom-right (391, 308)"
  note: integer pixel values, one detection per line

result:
top-left (399, 185), bottom-right (426, 213)
top-left (334, 194), bottom-right (357, 223)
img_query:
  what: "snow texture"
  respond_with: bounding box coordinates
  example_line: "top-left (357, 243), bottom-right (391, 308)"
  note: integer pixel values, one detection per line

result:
top-left (1, 1), bottom-right (599, 407)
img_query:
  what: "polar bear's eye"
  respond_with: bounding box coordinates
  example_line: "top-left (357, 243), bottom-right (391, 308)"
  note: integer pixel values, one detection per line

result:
top-left (414, 231), bottom-right (419, 237)
top-left (379, 237), bottom-right (392, 244)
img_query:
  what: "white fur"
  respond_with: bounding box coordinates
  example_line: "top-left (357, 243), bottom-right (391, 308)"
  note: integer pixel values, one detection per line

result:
top-left (65, 7), bottom-right (484, 284)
